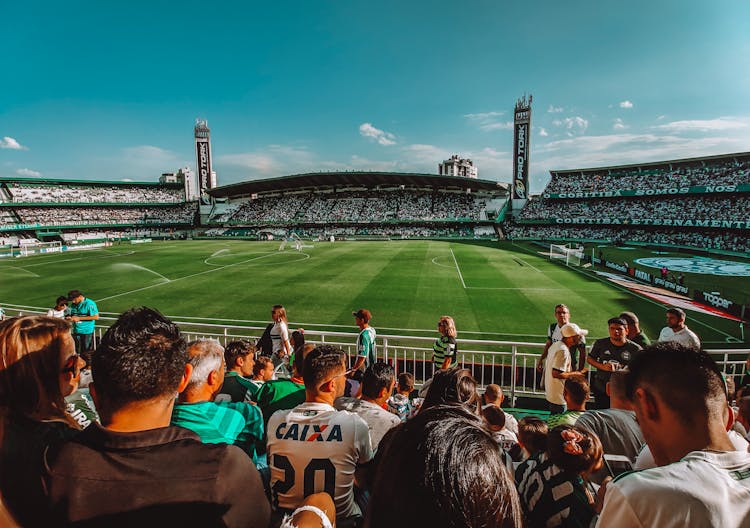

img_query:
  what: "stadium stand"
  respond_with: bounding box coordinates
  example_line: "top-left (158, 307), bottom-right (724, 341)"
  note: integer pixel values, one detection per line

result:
top-left (506, 152), bottom-right (750, 254)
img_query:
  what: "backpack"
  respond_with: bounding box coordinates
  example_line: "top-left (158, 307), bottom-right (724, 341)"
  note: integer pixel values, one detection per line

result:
top-left (257, 323), bottom-right (274, 357)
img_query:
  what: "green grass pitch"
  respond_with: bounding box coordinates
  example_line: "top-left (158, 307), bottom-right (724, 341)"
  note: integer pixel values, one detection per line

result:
top-left (0, 240), bottom-right (745, 346)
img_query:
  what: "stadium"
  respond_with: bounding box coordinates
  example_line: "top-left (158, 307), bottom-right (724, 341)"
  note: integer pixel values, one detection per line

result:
top-left (1, 144), bottom-right (749, 383)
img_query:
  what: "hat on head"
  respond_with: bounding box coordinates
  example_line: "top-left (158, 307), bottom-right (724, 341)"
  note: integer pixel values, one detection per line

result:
top-left (352, 309), bottom-right (371, 322)
top-left (67, 290), bottom-right (83, 301)
top-left (560, 323), bottom-right (588, 338)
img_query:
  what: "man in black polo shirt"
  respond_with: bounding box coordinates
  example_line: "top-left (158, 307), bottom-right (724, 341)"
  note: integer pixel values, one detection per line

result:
top-left (586, 317), bottom-right (642, 409)
top-left (44, 307), bottom-right (269, 527)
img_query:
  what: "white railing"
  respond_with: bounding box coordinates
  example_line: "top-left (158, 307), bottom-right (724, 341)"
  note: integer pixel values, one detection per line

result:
top-left (3, 303), bottom-right (748, 405)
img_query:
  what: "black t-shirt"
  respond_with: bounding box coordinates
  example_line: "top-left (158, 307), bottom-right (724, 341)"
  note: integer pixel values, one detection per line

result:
top-left (589, 338), bottom-right (642, 384)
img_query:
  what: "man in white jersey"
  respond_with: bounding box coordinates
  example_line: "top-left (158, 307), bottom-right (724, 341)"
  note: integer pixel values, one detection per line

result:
top-left (657, 307), bottom-right (700, 349)
top-left (597, 342), bottom-right (750, 527)
top-left (267, 344), bottom-right (373, 527)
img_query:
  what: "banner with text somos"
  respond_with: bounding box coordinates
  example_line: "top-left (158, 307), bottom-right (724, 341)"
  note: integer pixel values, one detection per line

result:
top-left (544, 183), bottom-right (750, 199)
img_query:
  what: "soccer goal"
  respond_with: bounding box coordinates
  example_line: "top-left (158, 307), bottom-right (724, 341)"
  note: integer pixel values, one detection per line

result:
top-left (549, 243), bottom-right (584, 266)
top-left (18, 241), bottom-right (63, 257)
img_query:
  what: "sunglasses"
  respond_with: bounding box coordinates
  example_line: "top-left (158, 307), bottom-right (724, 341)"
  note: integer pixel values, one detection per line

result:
top-left (318, 368), bottom-right (356, 390)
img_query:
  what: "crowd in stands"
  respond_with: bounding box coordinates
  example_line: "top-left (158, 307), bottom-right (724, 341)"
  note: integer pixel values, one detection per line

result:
top-left (518, 194), bottom-right (750, 223)
top-left (224, 189), bottom-right (489, 225)
top-left (7, 204), bottom-right (196, 227)
top-left (2, 183), bottom-right (184, 204)
top-left (504, 224), bottom-right (750, 253)
top-left (548, 158), bottom-right (750, 194)
top-left (206, 224), bottom-right (493, 239)
top-left (1, 302), bottom-right (749, 527)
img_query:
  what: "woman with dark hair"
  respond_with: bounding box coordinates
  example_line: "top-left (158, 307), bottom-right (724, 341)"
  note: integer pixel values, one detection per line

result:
top-left (421, 367), bottom-right (481, 415)
top-left (517, 425), bottom-right (603, 528)
top-left (0, 315), bottom-right (85, 525)
top-left (366, 405), bottom-right (522, 528)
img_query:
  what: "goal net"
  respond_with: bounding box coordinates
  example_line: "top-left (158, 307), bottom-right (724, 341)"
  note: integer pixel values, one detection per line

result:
top-left (549, 243), bottom-right (584, 266)
top-left (18, 241), bottom-right (63, 257)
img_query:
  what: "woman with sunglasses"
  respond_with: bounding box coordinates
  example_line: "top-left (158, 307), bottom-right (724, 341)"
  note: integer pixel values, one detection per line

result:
top-left (0, 315), bottom-right (86, 526)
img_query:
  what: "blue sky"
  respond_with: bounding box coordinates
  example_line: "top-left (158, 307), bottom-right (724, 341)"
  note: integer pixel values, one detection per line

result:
top-left (2, 0), bottom-right (749, 192)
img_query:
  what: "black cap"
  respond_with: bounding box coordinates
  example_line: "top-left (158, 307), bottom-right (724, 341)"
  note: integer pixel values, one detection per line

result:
top-left (67, 290), bottom-right (83, 301)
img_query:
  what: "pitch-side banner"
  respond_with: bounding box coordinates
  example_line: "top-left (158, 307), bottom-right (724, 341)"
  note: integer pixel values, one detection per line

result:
top-left (543, 183), bottom-right (750, 199)
top-left (523, 217), bottom-right (750, 229)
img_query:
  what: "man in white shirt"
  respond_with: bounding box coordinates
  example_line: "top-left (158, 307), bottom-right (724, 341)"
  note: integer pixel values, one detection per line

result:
top-left (267, 344), bottom-right (373, 527)
top-left (334, 362), bottom-right (400, 450)
top-left (657, 307), bottom-right (700, 349)
top-left (544, 323), bottom-right (589, 414)
top-left (597, 342), bottom-right (750, 527)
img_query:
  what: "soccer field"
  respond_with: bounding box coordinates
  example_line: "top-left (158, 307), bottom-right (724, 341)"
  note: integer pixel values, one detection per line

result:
top-left (0, 239), bottom-right (745, 345)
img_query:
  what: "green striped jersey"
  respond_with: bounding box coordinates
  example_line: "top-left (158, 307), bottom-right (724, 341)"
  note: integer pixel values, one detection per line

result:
top-left (432, 335), bottom-right (457, 368)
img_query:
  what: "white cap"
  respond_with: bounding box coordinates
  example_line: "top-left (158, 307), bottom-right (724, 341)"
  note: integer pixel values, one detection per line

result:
top-left (560, 323), bottom-right (589, 338)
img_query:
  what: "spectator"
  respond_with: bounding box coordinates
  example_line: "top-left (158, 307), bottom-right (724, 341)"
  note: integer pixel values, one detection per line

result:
top-left (0, 316), bottom-right (84, 526)
top-left (255, 342), bottom-right (308, 425)
top-left (350, 309), bottom-right (376, 378)
top-left (65, 289), bottom-right (99, 363)
top-left (270, 305), bottom-right (293, 367)
top-left (598, 342), bottom-right (750, 527)
top-left (575, 370), bottom-right (644, 485)
top-left (547, 373), bottom-right (589, 428)
top-left (46, 296), bottom-right (68, 319)
top-left (544, 323), bottom-right (589, 414)
top-left (657, 307), bottom-right (701, 349)
top-left (422, 367), bottom-right (481, 415)
top-left (253, 355), bottom-right (276, 384)
top-left (619, 311), bottom-right (651, 347)
top-left (538, 304), bottom-right (587, 373)
top-left (483, 383), bottom-right (519, 434)
top-left (267, 344), bottom-right (373, 527)
top-left (44, 307), bottom-right (269, 527)
top-left (482, 405), bottom-right (518, 451)
top-left (387, 371), bottom-right (416, 421)
top-left (171, 339), bottom-right (264, 464)
top-left (514, 417), bottom-right (549, 483)
top-left (433, 315), bottom-right (458, 370)
top-left (517, 425), bottom-right (603, 528)
top-left (334, 362), bottom-right (401, 450)
top-left (280, 493), bottom-right (336, 528)
top-left (215, 339), bottom-right (259, 403)
top-left (587, 317), bottom-right (642, 408)
top-left (368, 405), bottom-right (523, 528)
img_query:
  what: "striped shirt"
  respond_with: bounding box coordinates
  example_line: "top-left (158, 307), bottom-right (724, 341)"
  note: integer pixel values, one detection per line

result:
top-left (432, 335), bottom-right (457, 368)
top-left (517, 452), bottom-right (596, 528)
top-left (171, 400), bottom-right (264, 463)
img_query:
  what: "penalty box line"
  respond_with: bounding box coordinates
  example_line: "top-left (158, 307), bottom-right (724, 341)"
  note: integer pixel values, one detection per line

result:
top-left (96, 251), bottom-right (309, 303)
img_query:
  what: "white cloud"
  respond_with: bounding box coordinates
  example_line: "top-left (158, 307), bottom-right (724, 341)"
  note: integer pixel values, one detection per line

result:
top-left (613, 118), bottom-right (628, 130)
top-left (656, 115), bottom-right (666, 121)
top-left (359, 123), bottom-right (396, 146)
top-left (0, 136), bottom-right (26, 150)
top-left (220, 145), bottom-right (317, 174)
top-left (122, 178), bottom-right (133, 182)
top-left (619, 100), bottom-right (634, 109)
top-left (552, 116), bottom-right (589, 135)
top-left (464, 111), bottom-right (512, 132)
top-left (547, 105), bottom-right (564, 113)
top-left (653, 117), bottom-right (750, 132)
top-left (16, 168), bottom-right (41, 177)
top-left (539, 127), bottom-right (549, 137)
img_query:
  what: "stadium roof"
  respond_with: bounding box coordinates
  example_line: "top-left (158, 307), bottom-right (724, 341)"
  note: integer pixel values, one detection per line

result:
top-left (550, 151), bottom-right (750, 176)
top-left (209, 171), bottom-right (508, 198)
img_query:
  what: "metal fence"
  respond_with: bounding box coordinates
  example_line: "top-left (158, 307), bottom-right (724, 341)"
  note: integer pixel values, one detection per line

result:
top-left (4, 304), bottom-right (748, 405)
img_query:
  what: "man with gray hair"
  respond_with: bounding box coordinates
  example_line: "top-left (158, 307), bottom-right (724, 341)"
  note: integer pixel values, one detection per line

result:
top-left (171, 339), bottom-right (265, 465)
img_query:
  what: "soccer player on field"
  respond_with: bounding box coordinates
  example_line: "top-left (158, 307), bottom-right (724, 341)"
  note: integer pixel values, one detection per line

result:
top-left (267, 344), bottom-right (373, 527)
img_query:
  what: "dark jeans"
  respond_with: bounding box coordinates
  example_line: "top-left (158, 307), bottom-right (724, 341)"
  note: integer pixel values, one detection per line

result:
top-left (72, 333), bottom-right (94, 363)
top-left (548, 402), bottom-right (566, 415)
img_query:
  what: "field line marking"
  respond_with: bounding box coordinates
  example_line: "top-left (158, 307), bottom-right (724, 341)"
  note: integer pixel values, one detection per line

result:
top-left (3, 266), bottom-right (40, 277)
top-left (96, 251), bottom-right (309, 302)
top-left (514, 256), bottom-right (542, 273)
top-left (431, 256), bottom-right (455, 269)
top-left (510, 242), bottom-right (738, 342)
top-left (450, 247), bottom-right (467, 289)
